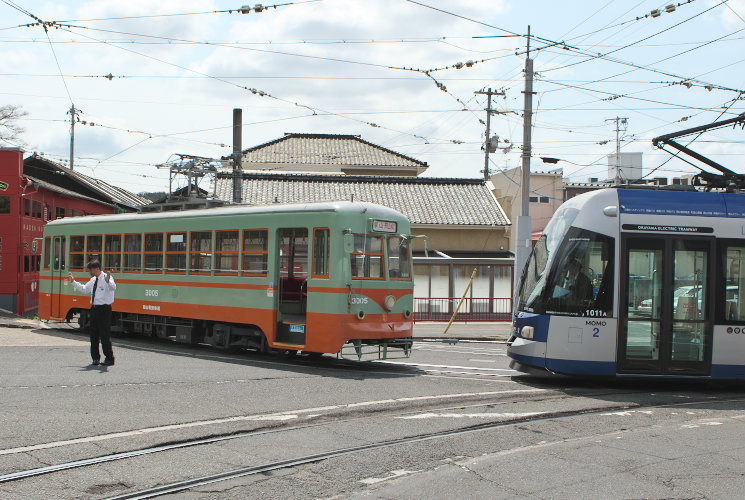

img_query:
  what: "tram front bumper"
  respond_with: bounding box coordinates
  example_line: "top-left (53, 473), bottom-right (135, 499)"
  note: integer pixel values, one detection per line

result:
top-left (507, 337), bottom-right (547, 373)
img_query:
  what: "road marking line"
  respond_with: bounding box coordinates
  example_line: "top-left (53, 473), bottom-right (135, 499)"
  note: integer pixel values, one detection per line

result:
top-left (0, 389), bottom-right (547, 456)
top-left (376, 360), bottom-right (518, 372)
top-left (398, 412), bottom-right (544, 420)
top-left (359, 469), bottom-right (420, 485)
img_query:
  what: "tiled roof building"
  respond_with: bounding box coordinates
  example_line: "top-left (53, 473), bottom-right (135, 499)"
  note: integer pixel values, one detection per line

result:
top-left (213, 172), bottom-right (510, 257)
top-left (214, 172), bottom-right (508, 227)
top-left (230, 133), bottom-right (428, 176)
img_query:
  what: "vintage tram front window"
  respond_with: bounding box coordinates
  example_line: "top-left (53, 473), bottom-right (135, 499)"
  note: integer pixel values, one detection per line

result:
top-left (518, 207), bottom-right (579, 313)
top-left (387, 236), bottom-right (411, 279)
top-left (351, 234), bottom-right (384, 279)
top-left (543, 228), bottom-right (614, 317)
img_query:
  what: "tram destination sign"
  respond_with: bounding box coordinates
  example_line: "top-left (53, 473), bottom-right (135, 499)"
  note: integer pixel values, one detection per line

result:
top-left (371, 219), bottom-right (397, 233)
top-left (622, 224), bottom-right (714, 233)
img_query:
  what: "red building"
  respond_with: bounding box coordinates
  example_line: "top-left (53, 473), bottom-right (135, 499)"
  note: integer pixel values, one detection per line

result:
top-left (0, 148), bottom-right (148, 316)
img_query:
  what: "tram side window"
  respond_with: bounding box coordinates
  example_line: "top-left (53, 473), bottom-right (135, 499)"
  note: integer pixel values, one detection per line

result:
top-left (0, 195), bottom-right (10, 214)
top-left (190, 231), bottom-right (212, 274)
top-left (124, 234), bottom-right (142, 272)
top-left (543, 228), bottom-right (614, 317)
top-left (722, 244), bottom-right (745, 321)
top-left (166, 232), bottom-right (187, 273)
top-left (242, 230), bottom-right (268, 276)
top-left (312, 228), bottom-right (330, 279)
top-left (351, 234), bottom-right (384, 279)
top-left (144, 233), bottom-right (164, 273)
top-left (105, 235), bottom-right (122, 271)
top-left (70, 236), bottom-right (85, 270)
top-left (387, 236), bottom-right (411, 279)
top-left (43, 237), bottom-right (51, 269)
top-left (86, 235), bottom-right (102, 264)
top-left (216, 230), bottom-right (239, 275)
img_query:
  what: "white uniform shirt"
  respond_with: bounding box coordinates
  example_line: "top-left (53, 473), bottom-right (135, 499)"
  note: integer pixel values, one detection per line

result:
top-left (72, 273), bottom-right (117, 305)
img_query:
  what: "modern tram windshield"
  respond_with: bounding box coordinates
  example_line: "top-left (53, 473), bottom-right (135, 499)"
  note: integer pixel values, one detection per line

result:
top-left (518, 207), bottom-right (614, 317)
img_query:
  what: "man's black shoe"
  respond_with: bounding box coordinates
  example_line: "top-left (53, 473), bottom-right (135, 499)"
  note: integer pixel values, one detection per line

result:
top-left (90, 360), bottom-right (100, 366)
top-left (102, 358), bottom-right (115, 366)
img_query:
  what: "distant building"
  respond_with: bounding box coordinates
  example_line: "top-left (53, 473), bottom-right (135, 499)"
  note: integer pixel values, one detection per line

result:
top-left (0, 149), bottom-right (149, 315)
top-left (607, 152), bottom-right (643, 183)
top-left (490, 167), bottom-right (564, 250)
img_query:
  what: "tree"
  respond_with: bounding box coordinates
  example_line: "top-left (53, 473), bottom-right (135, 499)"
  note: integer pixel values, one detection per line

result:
top-left (0, 105), bottom-right (27, 145)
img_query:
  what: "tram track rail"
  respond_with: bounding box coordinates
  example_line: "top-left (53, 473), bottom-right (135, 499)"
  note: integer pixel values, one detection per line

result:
top-left (2, 390), bottom-right (740, 494)
top-left (103, 395), bottom-right (745, 500)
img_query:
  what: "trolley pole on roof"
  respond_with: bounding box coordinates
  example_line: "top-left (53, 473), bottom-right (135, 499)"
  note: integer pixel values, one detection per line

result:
top-left (232, 108), bottom-right (243, 204)
top-left (514, 26), bottom-right (535, 293)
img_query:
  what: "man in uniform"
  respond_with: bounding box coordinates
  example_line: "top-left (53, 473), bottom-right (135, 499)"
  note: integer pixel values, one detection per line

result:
top-left (68, 260), bottom-right (116, 366)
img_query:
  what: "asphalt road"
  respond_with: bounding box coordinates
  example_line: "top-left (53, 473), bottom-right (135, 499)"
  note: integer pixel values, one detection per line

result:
top-left (0, 325), bottom-right (743, 499)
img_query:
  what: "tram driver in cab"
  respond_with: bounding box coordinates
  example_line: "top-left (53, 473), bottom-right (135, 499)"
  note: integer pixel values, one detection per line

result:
top-left (553, 258), bottom-right (595, 311)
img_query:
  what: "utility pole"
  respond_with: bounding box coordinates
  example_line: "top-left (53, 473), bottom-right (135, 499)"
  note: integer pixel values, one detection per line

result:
top-left (67, 105), bottom-right (79, 170)
top-left (475, 88), bottom-right (505, 180)
top-left (606, 116), bottom-right (628, 185)
top-left (514, 26), bottom-right (535, 291)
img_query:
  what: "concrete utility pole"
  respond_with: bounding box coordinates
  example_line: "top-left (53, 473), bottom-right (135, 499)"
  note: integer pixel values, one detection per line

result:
top-left (514, 26), bottom-right (535, 290)
top-left (67, 105), bottom-right (79, 170)
top-left (232, 108), bottom-right (243, 204)
top-left (606, 116), bottom-right (628, 185)
top-left (475, 88), bottom-right (505, 180)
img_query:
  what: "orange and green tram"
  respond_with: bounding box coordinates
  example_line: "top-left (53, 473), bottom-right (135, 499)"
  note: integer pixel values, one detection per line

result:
top-left (39, 202), bottom-right (415, 359)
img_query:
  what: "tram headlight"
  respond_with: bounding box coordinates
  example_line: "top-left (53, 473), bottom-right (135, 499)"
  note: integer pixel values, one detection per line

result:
top-left (520, 326), bottom-right (534, 339)
top-left (384, 295), bottom-right (396, 311)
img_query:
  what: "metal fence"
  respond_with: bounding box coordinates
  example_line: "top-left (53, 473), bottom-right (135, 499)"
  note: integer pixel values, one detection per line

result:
top-left (413, 297), bottom-right (512, 322)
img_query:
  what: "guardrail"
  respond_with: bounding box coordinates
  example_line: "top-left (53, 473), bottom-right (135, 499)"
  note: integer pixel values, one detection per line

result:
top-left (414, 297), bottom-right (512, 322)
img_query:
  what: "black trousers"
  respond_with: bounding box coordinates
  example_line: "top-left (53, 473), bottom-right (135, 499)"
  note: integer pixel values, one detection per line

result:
top-left (89, 304), bottom-right (114, 361)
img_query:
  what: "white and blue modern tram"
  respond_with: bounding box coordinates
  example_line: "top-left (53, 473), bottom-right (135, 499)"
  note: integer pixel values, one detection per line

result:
top-left (508, 187), bottom-right (745, 381)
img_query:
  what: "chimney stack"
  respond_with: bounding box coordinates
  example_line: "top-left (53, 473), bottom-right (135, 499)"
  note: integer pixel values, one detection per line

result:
top-left (232, 108), bottom-right (243, 204)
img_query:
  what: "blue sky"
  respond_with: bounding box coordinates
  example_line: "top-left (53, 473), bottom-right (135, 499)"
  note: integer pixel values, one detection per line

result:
top-left (0, 0), bottom-right (743, 195)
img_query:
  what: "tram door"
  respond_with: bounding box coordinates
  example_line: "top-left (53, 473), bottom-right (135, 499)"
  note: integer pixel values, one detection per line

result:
top-left (275, 228), bottom-right (309, 345)
top-left (619, 235), bottom-right (714, 375)
top-left (51, 236), bottom-right (66, 319)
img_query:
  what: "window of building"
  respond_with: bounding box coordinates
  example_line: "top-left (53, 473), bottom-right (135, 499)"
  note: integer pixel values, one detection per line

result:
top-left (123, 234), bottom-right (142, 272)
top-left (539, 196), bottom-right (550, 203)
top-left (387, 235), bottom-right (412, 279)
top-left (166, 232), bottom-right (187, 273)
top-left (312, 228), bottom-right (330, 279)
top-left (0, 196), bottom-right (10, 214)
top-left (24, 198), bottom-right (31, 216)
top-left (242, 229), bottom-right (268, 276)
top-left (44, 237), bottom-right (51, 269)
top-left (190, 231), bottom-right (212, 274)
top-left (55, 207), bottom-right (65, 219)
top-left (351, 234), bottom-right (384, 279)
top-left (23, 255), bottom-right (30, 273)
top-left (215, 230), bottom-right (239, 275)
top-left (32, 201), bottom-right (42, 218)
top-left (70, 235), bottom-right (85, 270)
top-left (86, 235), bottom-right (102, 265)
top-left (45, 204), bottom-right (52, 221)
top-left (105, 235), bottom-right (121, 271)
top-left (70, 209), bottom-right (81, 217)
top-left (144, 233), bottom-right (164, 273)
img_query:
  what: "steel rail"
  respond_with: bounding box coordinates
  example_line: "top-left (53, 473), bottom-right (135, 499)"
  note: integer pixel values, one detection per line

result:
top-left (106, 396), bottom-right (745, 500)
top-left (0, 387), bottom-right (673, 484)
